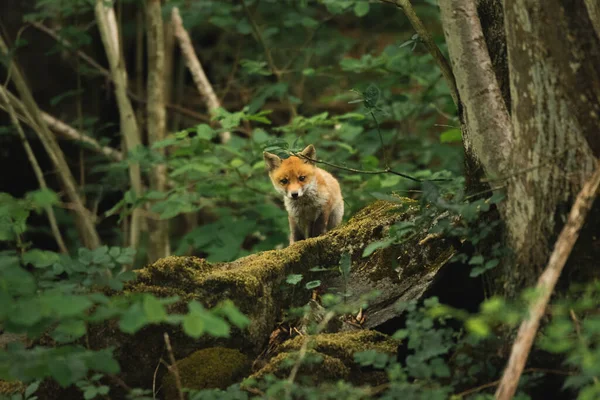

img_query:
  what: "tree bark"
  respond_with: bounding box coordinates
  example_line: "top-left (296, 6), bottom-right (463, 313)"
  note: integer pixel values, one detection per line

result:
top-left (171, 7), bottom-right (231, 143)
top-left (501, 0), bottom-right (599, 290)
top-left (496, 160), bottom-right (600, 400)
top-left (439, 0), bottom-right (513, 181)
top-left (95, 0), bottom-right (144, 250)
top-left (146, 0), bottom-right (171, 262)
top-left (440, 0), bottom-right (600, 294)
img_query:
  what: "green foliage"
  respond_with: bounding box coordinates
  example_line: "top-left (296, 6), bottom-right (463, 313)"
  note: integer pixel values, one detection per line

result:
top-left (2, 0), bottom-right (588, 398)
top-left (0, 193), bottom-right (248, 396)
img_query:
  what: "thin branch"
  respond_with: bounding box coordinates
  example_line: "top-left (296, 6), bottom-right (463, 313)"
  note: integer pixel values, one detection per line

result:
top-left (293, 152), bottom-right (451, 183)
top-left (31, 21), bottom-right (210, 125)
top-left (455, 368), bottom-right (576, 398)
top-left (383, 0), bottom-right (459, 106)
top-left (30, 21), bottom-right (111, 78)
top-left (0, 90), bottom-right (122, 161)
top-left (241, 0), bottom-right (297, 119)
top-left (163, 333), bottom-right (184, 400)
top-left (285, 311), bottom-right (335, 397)
top-left (43, 110), bottom-right (123, 161)
top-left (171, 7), bottom-right (231, 143)
top-left (0, 32), bottom-right (101, 249)
top-left (0, 84), bottom-right (68, 253)
top-left (218, 40), bottom-right (241, 103)
top-left (241, 0), bottom-right (278, 79)
top-left (495, 160), bottom-right (600, 400)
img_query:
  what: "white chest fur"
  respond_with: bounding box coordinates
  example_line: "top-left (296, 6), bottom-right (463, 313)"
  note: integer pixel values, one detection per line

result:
top-left (283, 181), bottom-right (328, 231)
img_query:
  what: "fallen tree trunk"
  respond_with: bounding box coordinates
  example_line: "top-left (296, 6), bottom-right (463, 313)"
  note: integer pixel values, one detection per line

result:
top-left (33, 198), bottom-right (457, 397)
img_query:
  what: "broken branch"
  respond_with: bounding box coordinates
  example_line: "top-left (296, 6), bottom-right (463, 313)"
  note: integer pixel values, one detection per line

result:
top-left (495, 160), bottom-right (600, 400)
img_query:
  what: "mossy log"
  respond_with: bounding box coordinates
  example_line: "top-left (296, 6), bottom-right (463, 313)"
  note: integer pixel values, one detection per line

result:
top-left (35, 198), bottom-right (457, 397)
top-left (252, 330), bottom-right (398, 385)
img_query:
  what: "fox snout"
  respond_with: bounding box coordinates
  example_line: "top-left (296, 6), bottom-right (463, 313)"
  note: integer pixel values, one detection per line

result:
top-left (288, 187), bottom-right (303, 199)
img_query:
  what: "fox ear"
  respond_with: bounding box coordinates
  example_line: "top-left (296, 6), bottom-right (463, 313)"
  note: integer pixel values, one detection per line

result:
top-left (299, 144), bottom-right (316, 164)
top-left (263, 151), bottom-right (282, 171)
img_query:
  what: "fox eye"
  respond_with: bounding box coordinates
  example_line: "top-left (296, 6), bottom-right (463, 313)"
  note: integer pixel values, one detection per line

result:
top-left (280, 178), bottom-right (289, 185)
top-left (298, 176), bottom-right (306, 182)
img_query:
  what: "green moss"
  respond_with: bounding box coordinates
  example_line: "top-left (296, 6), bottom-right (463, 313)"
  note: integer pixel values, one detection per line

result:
top-left (252, 350), bottom-right (350, 382)
top-left (162, 347), bottom-right (249, 400)
top-left (0, 380), bottom-right (24, 395)
top-left (278, 330), bottom-right (398, 364)
top-left (74, 199), bottom-right (419, 397)
top-left (253, 330), bottom-right (398, 385)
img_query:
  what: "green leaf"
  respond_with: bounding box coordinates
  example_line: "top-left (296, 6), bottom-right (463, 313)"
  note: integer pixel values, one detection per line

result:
top-left (468, 255), bottom-right (484, 265)
top-left (302, 68), bottom-right (315, 76)
top-left (363, 84), bottom-right (380, 109)
top-left (26, 188), bottom-right (60, 210)
top-left (195, 124), bottom-right (214, 140)
top-left (182, 313), bottom-right (205, 338)
top-left (240, 59), bottom-right (272, 76)
top-left (362, 238), bottom-right (393, 257)
top-left (440, 128), bottom-right (462, 143)
top-left (305, 280), bottom-right (321, 290)
top-left (203, 312), bottom-right (231, 337)
top-left (53, 319), bottom-right (86, 342)
top-left (45, 294), bottom-right (93, 318)
top-left (286, 274), bottom-right (303, 285)
top-left (22, 250), bottom-right (61, 268)
top-left (142, 295), bottom-right (167, 323)
top-left (119, 303), bottom-right (147, 334)
top-left (465, 317), bottom-right (490, 337)
top-left (218, 300), bottom-right (250, 329)
top-left (84, 387), bottom-right (98, 400)
top-left (24, 381), bottom-right (40, 398)
top-left (354, 2), bottom-right (370, 17)
top-left (10, 299), bottom-right (42, 326)
top-left (339, 252), bottom-right (351, 279)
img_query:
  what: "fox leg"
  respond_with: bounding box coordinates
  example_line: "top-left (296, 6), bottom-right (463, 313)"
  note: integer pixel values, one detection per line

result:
top-left (289, 215), bottom-right (305, 244)
top-left (327, 202), bottom-right (344, 230)
top-left (310, 211), bottom-right (329, 238)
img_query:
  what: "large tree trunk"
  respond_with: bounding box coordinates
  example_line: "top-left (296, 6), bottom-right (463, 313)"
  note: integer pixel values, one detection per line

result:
top-left (440, 0), bottom-right (600, 294)
top-left (501, 0), bottom-right (599, 291)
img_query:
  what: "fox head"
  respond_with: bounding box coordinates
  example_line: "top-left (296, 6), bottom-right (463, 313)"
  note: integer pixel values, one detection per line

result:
top-left (263, 145), bottom-right (317, 200)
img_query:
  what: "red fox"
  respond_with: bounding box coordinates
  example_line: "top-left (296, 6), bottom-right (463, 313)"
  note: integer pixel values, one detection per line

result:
top-left (263, 145), bottom-right (344, 245)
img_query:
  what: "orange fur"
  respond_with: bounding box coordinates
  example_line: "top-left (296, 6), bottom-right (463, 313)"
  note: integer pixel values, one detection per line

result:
top-left (264, 145), bottom-right (344, 245)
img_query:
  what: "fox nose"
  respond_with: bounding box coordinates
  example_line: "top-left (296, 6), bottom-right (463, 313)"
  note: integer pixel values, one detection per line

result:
top-left (291, 192), bottom-right (299, 199)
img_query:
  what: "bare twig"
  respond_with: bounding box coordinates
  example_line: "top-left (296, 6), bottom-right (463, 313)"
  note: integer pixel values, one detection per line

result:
top-left (241, 0), bottom-right (297, 119)
top-left (31, 21), bottom-right (111, 78)
top-left (0, 32), bottom-right (101, 248)
top-left (0, 84), bottom-right (68, 253)
top-left (293, 151), bottom-right (450, 183)
top-left (569, 309), bottom-right (599, 384)
top-left (455, 368), bottom-right (576, 398)
top-left (43, 111), bottom-right (123, 161)
top-left (171, 7), bottom-right (231, 143)
top-left (152, 357), bottom-right (162, 400)
top-left (286, 311), bottom-right (335, 397)
top-left (163, 333), bottom-right (184, 400)
top-left (0, 88), bottom-right (123, 161)
top-left (383, 0), bottom-right (459, 106)
top-left (32, 21), bottom-right (210, 125)
top-left (495, 160), bottom-right (600, 400)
